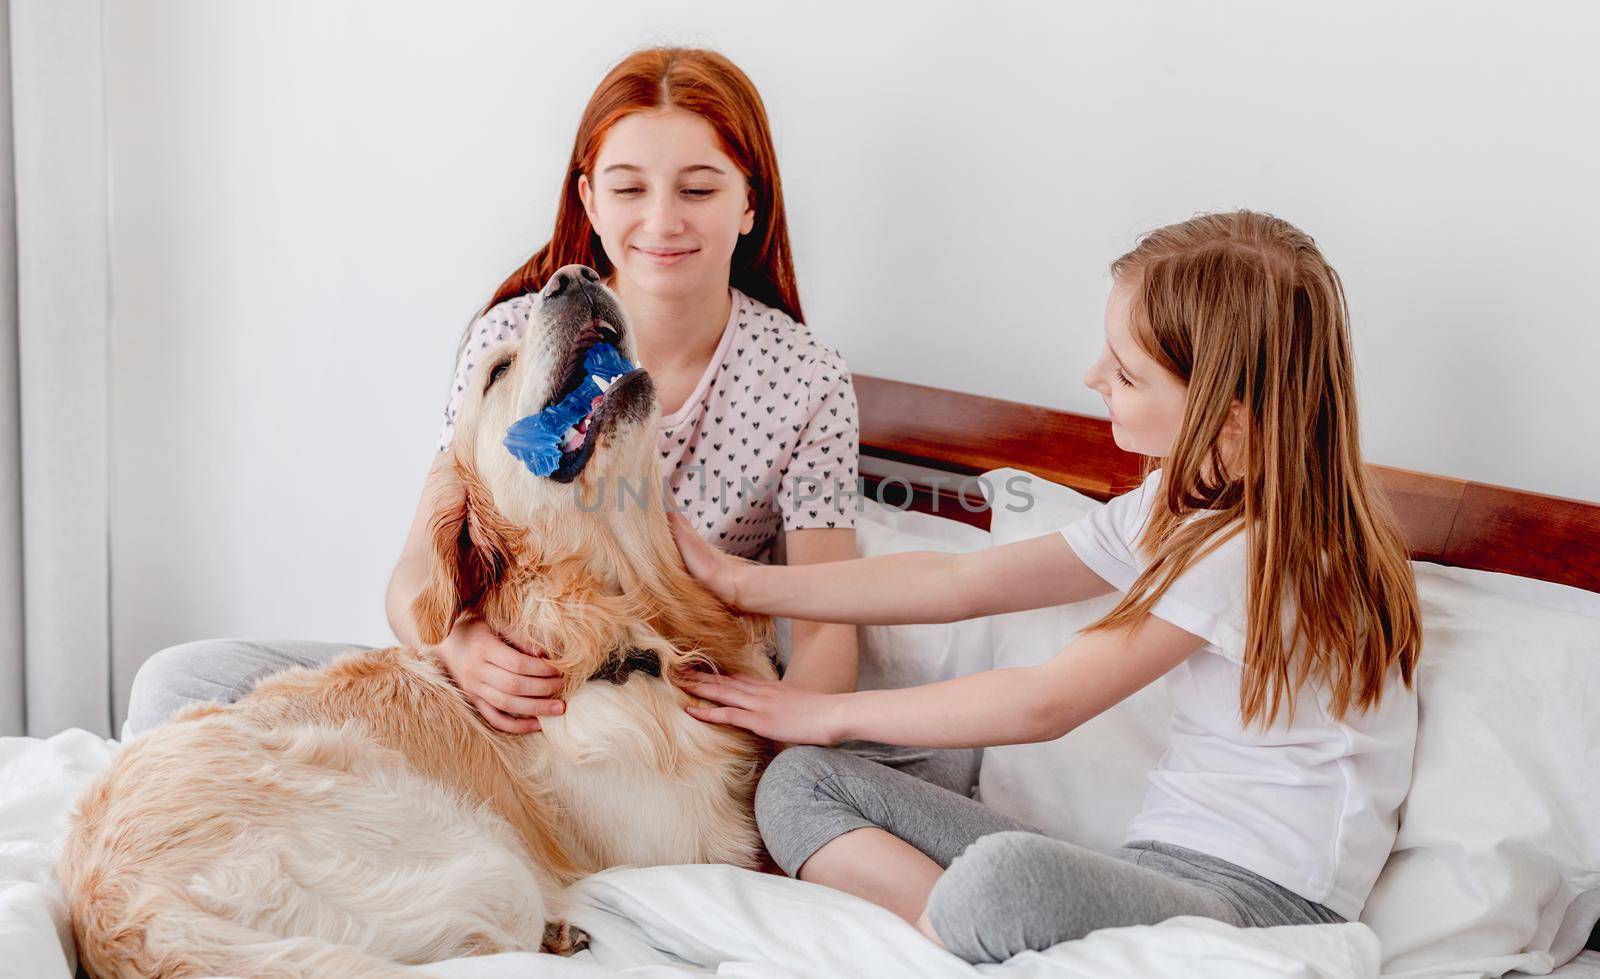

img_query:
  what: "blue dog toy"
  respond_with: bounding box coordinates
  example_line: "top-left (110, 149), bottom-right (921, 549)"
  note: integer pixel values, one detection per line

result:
top-left (504, 342), bottom-right (638, 476)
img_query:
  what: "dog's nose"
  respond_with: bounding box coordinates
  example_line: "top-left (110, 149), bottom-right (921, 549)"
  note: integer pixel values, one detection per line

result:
top-left (543, 265), bottom-right (600, 301)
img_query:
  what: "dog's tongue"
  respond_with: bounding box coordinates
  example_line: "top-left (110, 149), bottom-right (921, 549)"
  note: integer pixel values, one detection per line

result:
top-left (505, 342), bottom-right (638, 478)
top-left (560, 395), bottom-right (606, 452)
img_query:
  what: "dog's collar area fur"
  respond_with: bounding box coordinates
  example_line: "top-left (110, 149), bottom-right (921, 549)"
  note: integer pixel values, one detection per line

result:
top-left (587, 648), bottom-right (663, 685)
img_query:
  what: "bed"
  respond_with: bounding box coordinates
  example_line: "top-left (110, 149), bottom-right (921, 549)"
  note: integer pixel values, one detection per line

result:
top-left (3, 374), bottom-right (1597, 978)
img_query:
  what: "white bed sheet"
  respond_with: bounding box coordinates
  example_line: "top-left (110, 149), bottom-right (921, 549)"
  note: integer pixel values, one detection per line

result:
top-left (1548, 953), bottom-right (1600, 972)
top-left (2, 728), bottom-right (1381, 979)
top-left (1543, 953), bottom-right (1600, 979)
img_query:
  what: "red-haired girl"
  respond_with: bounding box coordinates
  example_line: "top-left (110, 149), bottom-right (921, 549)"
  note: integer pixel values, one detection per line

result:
top-left (125, 49), bottom-right (864, 743)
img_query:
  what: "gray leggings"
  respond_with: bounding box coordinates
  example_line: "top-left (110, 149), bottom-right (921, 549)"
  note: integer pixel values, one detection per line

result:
top-left (122, 638), bottom-right (371, 741)
top-left (756, 745), bottom-right (1344, 964)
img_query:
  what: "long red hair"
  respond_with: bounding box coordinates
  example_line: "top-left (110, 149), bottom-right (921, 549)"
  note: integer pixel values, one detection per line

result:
top-left (476, 47), bottom-right (802, 325)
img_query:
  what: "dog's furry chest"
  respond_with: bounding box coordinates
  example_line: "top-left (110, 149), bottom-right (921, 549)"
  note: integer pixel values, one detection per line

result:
top-left (533, 674), bottom-right (764, 872)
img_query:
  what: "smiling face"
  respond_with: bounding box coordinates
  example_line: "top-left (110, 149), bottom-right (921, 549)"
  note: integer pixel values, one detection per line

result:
top-left (1083, 277), bottom-right (1192, 457)
top-left (576, 107), bottom-right (755, 302)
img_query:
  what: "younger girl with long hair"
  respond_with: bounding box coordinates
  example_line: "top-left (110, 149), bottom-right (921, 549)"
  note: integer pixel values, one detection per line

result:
top-left (672, 210), bottom-right (1422, 962)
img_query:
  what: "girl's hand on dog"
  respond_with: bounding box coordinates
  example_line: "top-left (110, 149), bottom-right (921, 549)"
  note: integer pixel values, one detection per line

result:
top-left (669, 510), bottom-right (742, 605)
top-left (436, 614), bottom-right (565, 734)
top-left (683, 673), bottom-right (845, 745)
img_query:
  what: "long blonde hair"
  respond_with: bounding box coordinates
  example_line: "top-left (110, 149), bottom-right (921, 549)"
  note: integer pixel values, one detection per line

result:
top-left (1088, 210), bottom-right (1420, 729)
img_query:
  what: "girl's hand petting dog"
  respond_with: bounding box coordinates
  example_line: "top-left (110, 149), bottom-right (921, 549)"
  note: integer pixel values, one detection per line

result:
top-left (436, 613), bottom-right (565, 734)
top-left (669, 510), bottom-right (743, 606)
top-left (684, 673), bottom-right (846, 746)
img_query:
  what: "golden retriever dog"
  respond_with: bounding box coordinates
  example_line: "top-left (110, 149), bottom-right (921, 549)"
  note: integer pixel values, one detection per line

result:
top-left (58, 265), bottom-right (777, 978)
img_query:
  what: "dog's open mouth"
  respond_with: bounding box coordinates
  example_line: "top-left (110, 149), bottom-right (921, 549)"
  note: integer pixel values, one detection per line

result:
top-left (552, 326), bottom-right (631, 438)
top-left (504, 324), bottom-right (647, 483)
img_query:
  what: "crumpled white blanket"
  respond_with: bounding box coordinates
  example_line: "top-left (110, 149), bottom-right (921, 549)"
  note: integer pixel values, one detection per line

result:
top-left (1, 729), bottom-right (1380, 978)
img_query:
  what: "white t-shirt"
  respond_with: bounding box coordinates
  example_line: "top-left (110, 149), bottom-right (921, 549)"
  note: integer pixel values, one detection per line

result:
top-left (1059, 470), bottom-right (1417, 921)
top-left (436, 287), bottom-right (859, 560)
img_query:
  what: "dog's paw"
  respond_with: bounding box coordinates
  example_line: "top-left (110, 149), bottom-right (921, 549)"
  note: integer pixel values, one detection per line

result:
top-left (541, 919), bottom-right (591, 956)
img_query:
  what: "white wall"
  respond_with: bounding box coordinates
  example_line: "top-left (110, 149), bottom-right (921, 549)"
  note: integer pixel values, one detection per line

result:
top-left (104, 0), bottom-right (1600, 724)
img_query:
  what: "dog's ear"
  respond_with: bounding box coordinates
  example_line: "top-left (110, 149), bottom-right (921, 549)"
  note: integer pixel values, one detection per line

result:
top-left (411, 458), bottom-right (521, 647)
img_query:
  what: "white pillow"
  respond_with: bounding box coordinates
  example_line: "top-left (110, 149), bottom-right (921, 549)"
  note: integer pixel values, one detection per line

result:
top-left (773, 497), bottom-right (994, 692)
top-left (973, 467), bottom-right (1600, 977)
top-left (1361, 574), bottom-right (1600, 977)
top-left (972, 469), bottom-right (1171, 852)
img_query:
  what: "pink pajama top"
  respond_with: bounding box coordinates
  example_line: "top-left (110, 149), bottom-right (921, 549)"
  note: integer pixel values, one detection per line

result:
top-left (436, 287), bottom-right (860, 559)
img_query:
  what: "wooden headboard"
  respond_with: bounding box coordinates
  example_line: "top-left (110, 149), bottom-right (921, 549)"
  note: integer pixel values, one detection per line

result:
top-left (854, 375), bottom-right (1600, 596)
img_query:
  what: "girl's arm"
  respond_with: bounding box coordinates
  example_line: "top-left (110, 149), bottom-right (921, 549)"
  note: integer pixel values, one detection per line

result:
top-left (670, 511), bottom-right (1114, 625)
top-left (686, 612), bottom-right (1204, 747)
top-left (386, 450), bottom-right (565, 734)
top-left (777, 527), bottom-right (861, 693)
top-left (384, 451), bottom-right (457, 650)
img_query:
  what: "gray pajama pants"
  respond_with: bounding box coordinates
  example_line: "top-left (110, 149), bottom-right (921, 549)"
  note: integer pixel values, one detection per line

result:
top-left (757, 745), bottom-right (1344, 964)
top-left (122, 638), bottom-right (371, 741)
